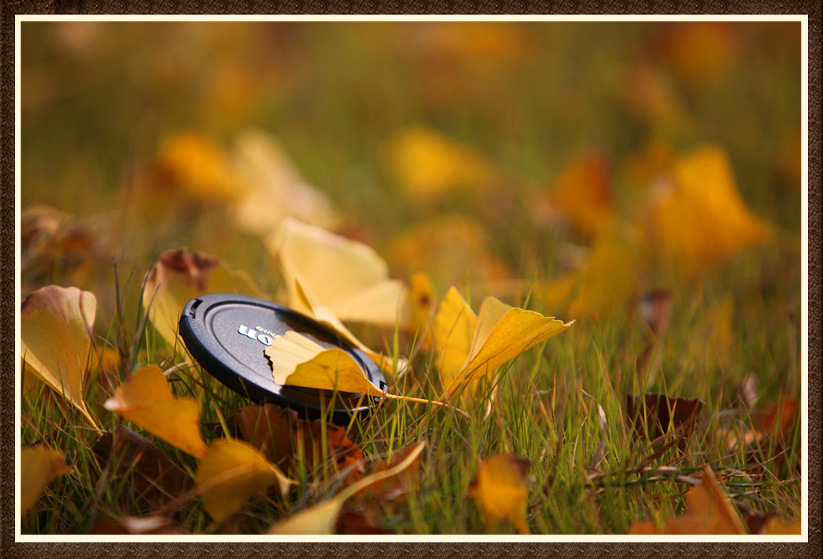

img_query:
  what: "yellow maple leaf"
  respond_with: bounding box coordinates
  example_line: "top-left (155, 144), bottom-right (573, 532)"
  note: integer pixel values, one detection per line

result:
top-left (142, 247), bottom-right (262, 349)
top-left (104, 365), bottom-right (208, 458)
top-left (467, 454), bottom-right (531, 534)
top-left (642, 145), bottom-right (772, 275)
top-left (21, 447), bottom-right (70, 515)
top-left (268, 442), bottom-right (425, 534)
top-left (20, 285), bottom-right (97, 427)
top-left (195, 439), bottom-right (293, 523)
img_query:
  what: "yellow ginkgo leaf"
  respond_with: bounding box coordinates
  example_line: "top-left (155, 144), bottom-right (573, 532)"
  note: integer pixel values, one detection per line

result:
top-left (266, 218), bottom-right (407, 329)
top-left (20, 285), bottom-right (97, 427)
top-left (21, 447), bottom-right (70, 515)
top-left (433, 287), bottom-right (478, 387)
top-left (642, 145), bottom-right (772, 276)
top-left (265, 332), bottom-right (454, 412)
top-left (434, 289), bottom-right (572, 399)
top-left (195, 439), bottom-right (293, 523)
top-left (155, 132), bottom-right (238, 203)
top-left (143, 247), bottom-right (262, 349)
top-left (467, 454), bottom-right (531, 534)
top-left (387, 125), bottom-right (498, 202)
top-left (268, 441), bottom-right (425, 534)
top-left (104, 365), bottom-right (207, 459)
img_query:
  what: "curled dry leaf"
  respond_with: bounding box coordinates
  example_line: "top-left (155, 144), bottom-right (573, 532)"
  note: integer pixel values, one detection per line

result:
top-left (20, 285), bottom-right (97, 426)
top-left (267, 441), bottom-right (426, 535)
top-left (143, 247), bottom-right (262, 348)
top-left (266, 218), bottom-right (407, 329)
top-left (629, 466), bottom-right (746, 534)
top-left (639, 289), bottom-right (674, 339)
top-left (229, 404), bottom-right (364, 481)
top-left (91, 425), bottom-right (192, 513)
top-left (21, 446), bottom-right (70, 515)
top-left (104, 365), bottom-right (208, 458)
top-left (467, 454), bottom-right (531, 535)
top-left (625, 393), bottom-right (704, 453)
top-left (195, 439), bottom-right (293, 523)
top-left (433, 287), bottom-right (572, 399)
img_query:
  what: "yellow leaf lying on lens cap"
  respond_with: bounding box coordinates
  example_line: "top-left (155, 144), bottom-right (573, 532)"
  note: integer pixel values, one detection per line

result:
top-left (21, 285), bottom-right (97, 427)
top-left (468, 454), bottom-right (531, 534)
top-left (21, 446), bottom-right (69, 515)
top-left (195, 439), bottom-right (293, 523)
top-left (268, 442), bottom-right (425, 534)
top-left (104, 365), bottom-right (207, 458)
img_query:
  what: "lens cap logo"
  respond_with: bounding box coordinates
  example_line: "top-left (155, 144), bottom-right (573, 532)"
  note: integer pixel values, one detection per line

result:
top-left (237, 324), bottom-right (279, 346)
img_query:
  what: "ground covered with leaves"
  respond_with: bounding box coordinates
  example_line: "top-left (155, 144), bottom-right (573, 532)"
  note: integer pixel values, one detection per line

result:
top-left (19, 21), bottom-right (803, 536)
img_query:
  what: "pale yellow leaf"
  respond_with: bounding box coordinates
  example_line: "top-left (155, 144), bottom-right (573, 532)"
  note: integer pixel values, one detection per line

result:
top-left (20, 285), bottom-right (97, 426)
top-left (21, 447), bottom-right (69, 515)
top-left (143, 247), bottom-right (262, 349)
top-left (267, 218), bottom-right (406, 328)
top-left (104, 365), bottom-right (207, 458)
top-left (268, 441), bottom-right (426, 534)
top-left (467, 454), bottom-right (531, 534)
top-left (195, 439), bottom-right (293, 523)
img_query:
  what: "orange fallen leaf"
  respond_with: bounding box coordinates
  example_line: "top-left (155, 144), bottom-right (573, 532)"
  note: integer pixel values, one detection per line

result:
top-left (143, 247), bottom-right (262, 349)
top-left (20, 285), bottom-right (98, 427)
top-left (534, 153), bottom-right (615, 238)
top-left (629, 466), bottom-right (746, 534)
top-left (640, 145), bottom-right (772, 276)
top-left (21, 446), bottom-right (70, 515)
top-left (104, 365), bottom-right (208, 458)
top-left (194, 438), bottom-right (294, 523)
top-left (467, 454), bottom-right (531, 534)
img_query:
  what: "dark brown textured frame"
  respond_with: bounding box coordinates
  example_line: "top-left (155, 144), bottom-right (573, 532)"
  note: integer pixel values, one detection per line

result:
top-left (3, 2), bottom-right (819, 558)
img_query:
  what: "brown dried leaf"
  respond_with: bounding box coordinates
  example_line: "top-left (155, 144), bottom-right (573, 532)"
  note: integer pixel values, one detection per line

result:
top-left (335, 509), bottom-right (391, 535)
top-left (91, 425), bottom-right (193, 513)
top-left (625, 393), bottom-right (704, 453)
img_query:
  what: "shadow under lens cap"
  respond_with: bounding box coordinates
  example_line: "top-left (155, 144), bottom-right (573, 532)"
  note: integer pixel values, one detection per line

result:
top-left (178, 293), bottom-right (385, 426)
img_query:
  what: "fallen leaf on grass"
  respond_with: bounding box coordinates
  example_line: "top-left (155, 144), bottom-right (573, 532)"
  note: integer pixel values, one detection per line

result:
top-left (639, 289), bottom-right (674, 339)
top-left (467, 454), bottom-right (531, 534)
top-left (640, 146), bottom-right (772, 276)
top-left (433, 288), bottom-right (572, 399)
top-left (143, 247), bottom-right (262, 349)
top-left (625, 393), bottom-right (704, 453)
top-left (335, 509), bottom-right (391, 534)
top-left (21, 447), bottom-right (69, 515)
top-left (104, 365), bottom-right (208, 459)
top-left (91, 425), bottom-right (192, 513)
top-left (629, 466), bottom-right (746, 534)
top-left (387, 125), bottom-right (498, 203)
top-left (229, 404), bottom-right (364, 481)
top-left (267, 218), bottom-right (407, 329)
top-left (195, 439), bottom-right (293, 523)
top-left (267, 441), bottom-right (425, 534)
top-left (534, 153), bottom-right (615, 238)
top-left (89, 515), bottom-right (180, 535)
top-left (21, 285), bottom-right (97, 426)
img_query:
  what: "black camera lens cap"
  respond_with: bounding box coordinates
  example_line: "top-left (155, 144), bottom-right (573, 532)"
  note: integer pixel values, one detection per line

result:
top-left (178, 293), bottom-right (386, 426)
